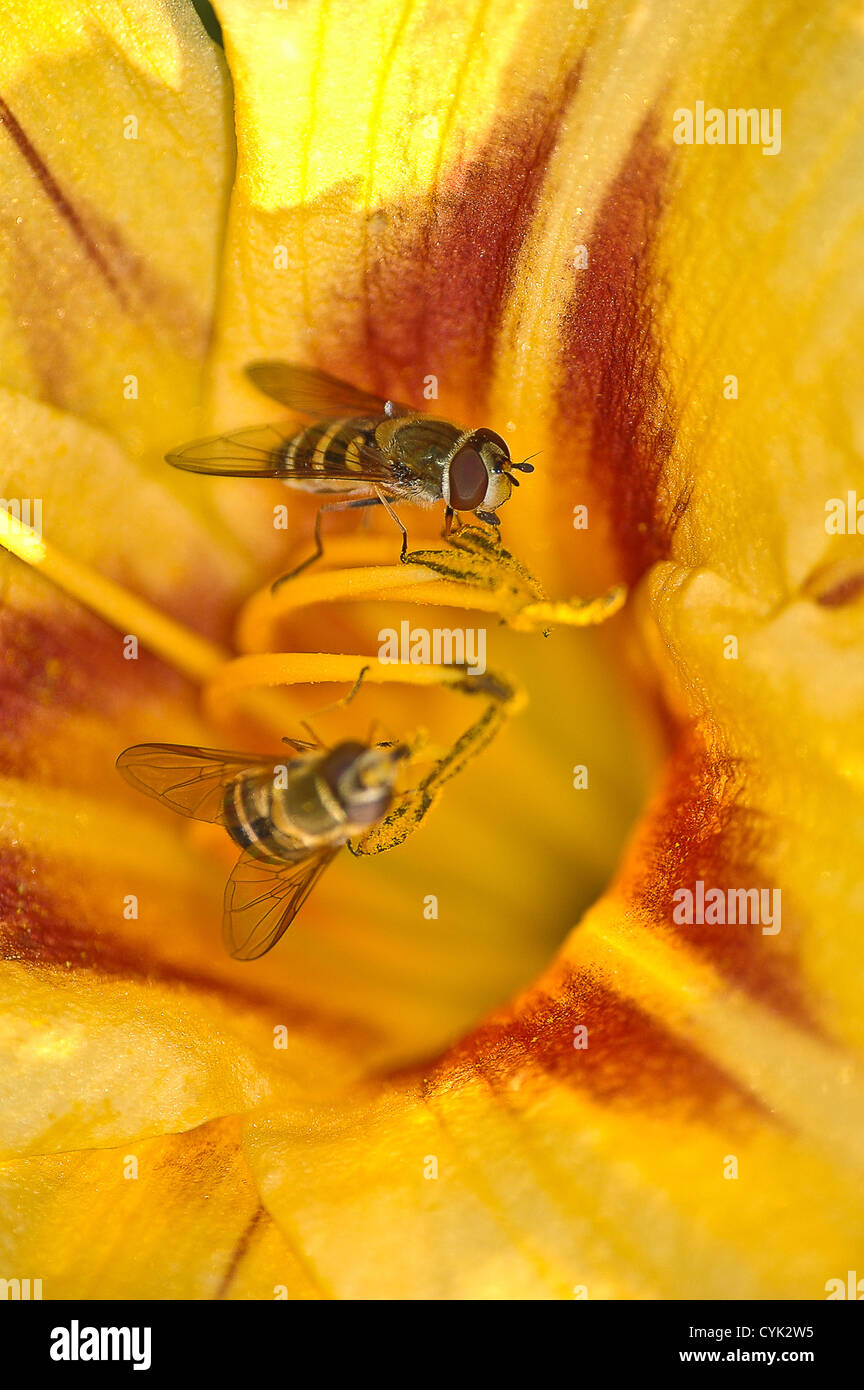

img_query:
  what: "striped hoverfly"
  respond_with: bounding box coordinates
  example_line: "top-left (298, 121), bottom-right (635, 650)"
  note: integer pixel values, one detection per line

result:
top-left (166, 362), bottom-right (535, 581)
top-left (117, 735), bottom-right (408, 960)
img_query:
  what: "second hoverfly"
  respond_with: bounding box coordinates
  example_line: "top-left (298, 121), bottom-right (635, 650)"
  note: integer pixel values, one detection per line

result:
top-left (117, 737), bottom-right (408, 960)
top-left (166, 362), bottom-right (535, 581)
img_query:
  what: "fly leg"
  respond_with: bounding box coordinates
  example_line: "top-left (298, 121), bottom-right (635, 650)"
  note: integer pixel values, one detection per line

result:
top-left (442, 506), bottom-right (470, 542)
top-left (366, 715), bottom-right (398, 748)
top-left (372, 486), bottom-right (409, 560)
top-left (332, 663), bottom-right (370, 710)
top-left (271, 496), bottom-right (382, 593)
top-left (401, 522), bottom-right (544, 604)
top-left (293, 666), bottom-right (372, 749)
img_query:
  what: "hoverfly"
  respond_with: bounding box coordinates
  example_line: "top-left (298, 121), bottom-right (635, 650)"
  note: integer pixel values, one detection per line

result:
top-left (166, 362), bottom-right (535, 580)
top-left (116, 736), bottom-right (408, 960)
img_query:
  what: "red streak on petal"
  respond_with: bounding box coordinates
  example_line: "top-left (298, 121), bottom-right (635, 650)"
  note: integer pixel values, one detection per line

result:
top-left (214, 1205), bottom-right (267, 1300)
top-left (620, 732), bottom-right (819, 1032)
top-left (0, 846), bottom-right (382, 1049)
top-left (413, 963), bottom-right (769, 1123)
top-left (814, 571), bottom-right (864, 608)
top-left (341, 66), bottom-right (582, 409)
top-left (0, 91), bottom-right (210, 409)
top-left (556, 110), bottom-right (681, 585)
top-left (0, 606), bottom-right (192, 776)
top-left (0, 92), bottom-right (127, 305)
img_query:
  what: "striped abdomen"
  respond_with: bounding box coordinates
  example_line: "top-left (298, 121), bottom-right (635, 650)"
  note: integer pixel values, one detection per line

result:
top-left (221, 760), bottom-right (349, 862)
top-left (274, 413), bottom-right (464, 506)
top-left (277, 415), bottom-right (382, 491)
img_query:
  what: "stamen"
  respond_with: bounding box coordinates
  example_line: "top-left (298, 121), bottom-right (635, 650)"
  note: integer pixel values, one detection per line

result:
top-left (0, 507), bottom-right (225, 682)
top-left (0, 506), bottom-right (519, 768)
top-left (511, 586), bottom-right (629, 632)
top-left (0, 502), bottom-right (616, 856)
top-left (237, 532), bottom-right (628, 651)
top-left (203, 652), bottom-right (524, 720)
top-left (238, 564), bottom-right (526, 651)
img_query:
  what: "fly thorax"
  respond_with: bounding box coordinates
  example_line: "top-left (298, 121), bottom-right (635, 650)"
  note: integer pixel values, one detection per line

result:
top-left (317, 742), bottom-right (399, 833)
top-left (268, 761), bottom-right (348, 844)
top-left (381, 417), bottom-right (463, 502)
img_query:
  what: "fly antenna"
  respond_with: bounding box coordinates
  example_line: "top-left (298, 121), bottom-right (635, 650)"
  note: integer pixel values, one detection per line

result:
top-left (300, 718), bottom-right (327, 749)
top-left (512, 450), bottom-right (540, 474)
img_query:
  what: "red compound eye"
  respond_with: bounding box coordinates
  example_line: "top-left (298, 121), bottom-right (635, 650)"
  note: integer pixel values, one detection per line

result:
top-left (448, 447), bottom-right (488, 511)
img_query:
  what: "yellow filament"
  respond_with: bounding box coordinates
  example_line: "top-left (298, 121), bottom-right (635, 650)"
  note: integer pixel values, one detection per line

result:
top-left (0, 504), bottom-right (602, 857)
top-left (237, 558), bottom-right (627, 651)
top-left (204, 651), bottom-right (523, 721)
top-left (0, 509), bottom-right (521, 730)
top-left (0, 508), bottom-right (225, 683)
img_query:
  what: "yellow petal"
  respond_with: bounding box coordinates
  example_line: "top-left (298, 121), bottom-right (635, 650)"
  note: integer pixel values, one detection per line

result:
top-left (0, 0), bottom-right (232, 458)
top-left (203, 0), bottom-right (864, 1297)
top-left (0, 1118), bottom-right (320, 1299)
top-left (1, 0), bottom-right (863, 1301)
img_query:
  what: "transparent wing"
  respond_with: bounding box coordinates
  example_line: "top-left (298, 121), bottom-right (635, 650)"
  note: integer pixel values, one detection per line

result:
top-left (223, 846), bottom-right (339, 960)
top-left (166, 422), bottom-right (303, 477)
top-left (245, 361), bottom-right (414, 420)
top-left (166, 419), bottom-right (398, 484)
top-left (116, 743), bottom-right (278, 823)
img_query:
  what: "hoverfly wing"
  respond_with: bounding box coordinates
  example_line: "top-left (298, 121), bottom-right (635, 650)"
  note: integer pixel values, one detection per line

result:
top-left (167, 418), bottom-right (399, 486)
top-left (116, 744), bottom-right (276, 824)
top-left (245, 361), bottom-right (414, 421)
top-left (223, 845), bottom-right (339, 960)
top-left (166, 422), bottom-right (297, 477)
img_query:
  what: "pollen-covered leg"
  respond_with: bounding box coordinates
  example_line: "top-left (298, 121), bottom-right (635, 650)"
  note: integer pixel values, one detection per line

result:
top-left (401, 523), bottom-right (546, 605)
top-left (350, 681), bottom-right (523, 857)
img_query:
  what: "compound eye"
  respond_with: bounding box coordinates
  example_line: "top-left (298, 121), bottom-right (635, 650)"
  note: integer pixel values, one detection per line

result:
top-left (344, 783), bottom-right (393, 827)
top-left (320, 742), bottom-right (366, 796)
top-left (472, 427), bottom-right (509, 457)
top-left (448, 447), bottom-right (488, 511)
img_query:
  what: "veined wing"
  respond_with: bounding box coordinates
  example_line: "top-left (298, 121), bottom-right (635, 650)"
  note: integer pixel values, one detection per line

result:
top-left (166, 419), bottom-right (398, 484)
top-left (245, 360), bottom-right (415, 420)
top-left (116, 743), bottom-right (279, 824)
top-left (223, 846), bottom-right (339, 960)
top-left (167, 422), bottom-right (301, 477)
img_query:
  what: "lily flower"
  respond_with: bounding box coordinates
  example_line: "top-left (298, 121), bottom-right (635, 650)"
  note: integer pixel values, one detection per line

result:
top-left (0, 0), bottom-right (862, 1300)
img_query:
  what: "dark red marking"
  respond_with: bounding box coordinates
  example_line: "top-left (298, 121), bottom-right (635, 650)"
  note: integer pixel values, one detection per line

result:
top-left (814, 570), bottom-right (864, 608)
top-left (0, 92), bottom-right (128, 306)
top-left (353, 61), bottom-right (583, 411)
top-left (405, 964), bottom-right (770, 1124)
top-left (215, 1205), bottom-right (266, 1300)
top-left (0, 605), bottom-right (193, 778)
top-left (619, 732), bottom-right (819, 1031)
top-left (556, 110), bottom-right (678, 584)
